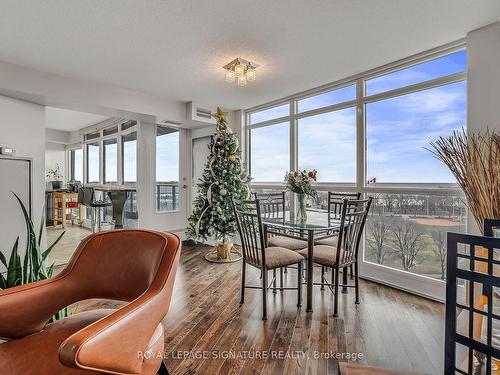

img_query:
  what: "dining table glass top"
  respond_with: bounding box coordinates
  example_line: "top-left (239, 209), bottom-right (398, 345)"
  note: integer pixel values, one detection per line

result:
top-left (261, 211), bottom-right (341, 232)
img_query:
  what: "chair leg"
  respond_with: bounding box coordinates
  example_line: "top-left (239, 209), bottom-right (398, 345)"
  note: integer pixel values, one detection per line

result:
top-left (240, 262), bottom-right (246, 304)
top-left (320, 266), bottom-right (325, 290)
top-left (355, 261), bottom-right (360, 304)
top-left (284, 266), bottom-right (287, 274)
top-left (272, 269), bottom-right (277, 294)
top-left (342, 266), bottom-right (348, 293)
top-left (262, 269), bottom-right (268, 320)
top-left (334, 266), bottom-right (340, 317)
top-left (297, 261), bottom-right (302, 307)
top-left (90, 207), bottom-right (95, 233)
top-left (158, 361), bottom-right (169, 375)
top-left (350, 264), bottom-right (354, 279)
top-left (97, 207), bottom-right (102, 232)
top-left (280, 267), bottom-right (284, 291)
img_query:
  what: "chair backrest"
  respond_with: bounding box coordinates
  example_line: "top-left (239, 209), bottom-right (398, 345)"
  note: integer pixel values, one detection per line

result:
top-left (63, 230), bottom-right (180, 302)
top-left (327, 192), bottom-right (361, 223)
top-left (78, 186), bottom-right (95, 206)
top-left (336, 197), bottom-right (372, 268)
top-left (253, 191), bottom-right (286, 220)
top-left (231, 198), bottom-right (266, 269)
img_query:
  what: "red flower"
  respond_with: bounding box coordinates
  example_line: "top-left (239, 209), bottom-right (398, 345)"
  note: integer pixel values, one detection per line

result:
top-left (308, 170), bottom-right (317, 180)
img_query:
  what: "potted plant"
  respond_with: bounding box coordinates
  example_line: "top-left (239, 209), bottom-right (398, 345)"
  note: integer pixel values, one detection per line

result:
top-left (46, 163), bottom-right (63, 190)
top-left (284, 169), bottom-right (318, 223)
top-left (0, 193), bottom-right (66, 320)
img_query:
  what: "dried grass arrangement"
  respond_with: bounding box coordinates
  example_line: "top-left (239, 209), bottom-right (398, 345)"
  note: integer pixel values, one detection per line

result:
top-left (428, 128), bottom-right (500, 233)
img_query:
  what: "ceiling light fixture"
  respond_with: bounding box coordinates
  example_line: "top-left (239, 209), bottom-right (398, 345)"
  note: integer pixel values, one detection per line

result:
top-left (223, 58), bottom-right (258, 86)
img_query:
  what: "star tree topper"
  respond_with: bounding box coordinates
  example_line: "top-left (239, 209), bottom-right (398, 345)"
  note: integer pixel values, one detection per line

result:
top-left (212, 107), bottom-right (229, 128)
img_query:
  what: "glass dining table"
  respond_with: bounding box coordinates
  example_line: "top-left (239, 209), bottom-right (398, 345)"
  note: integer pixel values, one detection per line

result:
top-left (262, 213), bottom-right (342, 312)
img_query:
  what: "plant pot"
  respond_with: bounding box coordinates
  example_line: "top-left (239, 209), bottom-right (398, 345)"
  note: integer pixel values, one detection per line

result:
top-left (51, 181), bottom-right (62, 190)
top-left (215, 237), bottom-right (233, 259)
top-left (296, 193), bottom-right (307, 223)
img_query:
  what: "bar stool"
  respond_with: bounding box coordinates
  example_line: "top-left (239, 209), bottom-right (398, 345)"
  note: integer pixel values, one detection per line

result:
top-left (77, 187), bottom-right (112, 233)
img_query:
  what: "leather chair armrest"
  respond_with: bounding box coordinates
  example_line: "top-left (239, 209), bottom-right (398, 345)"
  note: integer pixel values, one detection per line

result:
top-left (59, 290), bottom-right (170, 375)
top-left (0, 274), bottom-right (73, 339)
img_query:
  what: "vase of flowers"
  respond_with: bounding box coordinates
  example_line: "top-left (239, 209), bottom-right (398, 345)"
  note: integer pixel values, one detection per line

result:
top-left (284, 169), bottom-right (317, 223)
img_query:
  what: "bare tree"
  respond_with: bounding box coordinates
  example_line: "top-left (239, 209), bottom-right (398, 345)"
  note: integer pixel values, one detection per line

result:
top-left (367, 216), bottom-right (391, 264)
top-left (431, 230), bottom-right (447, 280)
top-left (391, 219), bottom-right (423, 271)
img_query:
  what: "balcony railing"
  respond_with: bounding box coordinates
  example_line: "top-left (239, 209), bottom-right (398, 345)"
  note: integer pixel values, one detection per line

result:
top-left (156, 182), bottom-right (179, 212)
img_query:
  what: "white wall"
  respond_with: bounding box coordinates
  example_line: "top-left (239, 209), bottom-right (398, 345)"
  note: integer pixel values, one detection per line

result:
top-left (467, 21), bottom-right (500, 134)
top-left (45, 128), bottom-right (73, 183)
top-left (466, 21), bottom-right (500, 233)
top-left (45, 142), bottom-right (66, 182)
top-left (0, 95), bottom-right (45, 263)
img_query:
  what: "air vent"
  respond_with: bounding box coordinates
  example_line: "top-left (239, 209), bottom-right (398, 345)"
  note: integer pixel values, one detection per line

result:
top-left (186, 102), bottom-right (216, 125)
top-left (196, 107), bottom-right (212, 119)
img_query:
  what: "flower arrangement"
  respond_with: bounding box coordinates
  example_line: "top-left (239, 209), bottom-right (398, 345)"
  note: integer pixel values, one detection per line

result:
top-left (284, 169), bottom-right (318, 197)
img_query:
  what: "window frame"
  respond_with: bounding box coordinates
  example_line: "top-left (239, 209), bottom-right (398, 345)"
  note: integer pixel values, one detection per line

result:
top-left (155, 124), bottom-right (181, 213)
top-left (81, 120), bottom-right (138, 185)
top-left (245, 40), bottom-right (467, 301)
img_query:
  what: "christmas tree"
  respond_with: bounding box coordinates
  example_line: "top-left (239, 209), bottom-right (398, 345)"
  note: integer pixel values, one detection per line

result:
top-left (187, 107), bottom-right (250, 253)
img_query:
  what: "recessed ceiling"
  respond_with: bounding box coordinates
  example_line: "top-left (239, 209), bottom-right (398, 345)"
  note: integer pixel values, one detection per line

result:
top-left (45, 107), bottom-right (110, 131)
top-left (0, 1), bottom-right (499, 111)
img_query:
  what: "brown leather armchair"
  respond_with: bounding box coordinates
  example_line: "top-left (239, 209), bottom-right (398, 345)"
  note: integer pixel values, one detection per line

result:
top-left (0, 229), bottom-right (181, 375)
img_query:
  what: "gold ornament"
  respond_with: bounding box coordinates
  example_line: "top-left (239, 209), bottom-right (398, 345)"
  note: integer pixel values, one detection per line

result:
top-left (228, 154), bottom-right (236, 161)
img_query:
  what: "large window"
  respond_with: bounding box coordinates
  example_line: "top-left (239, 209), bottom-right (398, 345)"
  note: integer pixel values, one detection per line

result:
top-left (86, 142), bottom-right (100, 183)
top-left (298, 107), bottom-right (356, 183)
top-left (250, 122), bottom-right (289, 182)
top-left (69, 148), bottom-right (83, 182)
top-left (246, 44), bottom-right (467, 298)
top-left (366, 81), bottom-right (466, 185)
top-left (122, 132), bottom-right (137, 184)
top-left (103, 138), bottom-right (117, 183)
top-left (156, 125), bottom-right (180, 212)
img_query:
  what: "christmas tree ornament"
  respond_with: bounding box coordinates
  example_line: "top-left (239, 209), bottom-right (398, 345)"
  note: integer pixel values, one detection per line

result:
top-left (187, 107), bottom-right (250, 263)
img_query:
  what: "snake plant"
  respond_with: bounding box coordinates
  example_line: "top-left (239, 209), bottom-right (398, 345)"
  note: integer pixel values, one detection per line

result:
top-left (0, 192), bottom-right (67, 320)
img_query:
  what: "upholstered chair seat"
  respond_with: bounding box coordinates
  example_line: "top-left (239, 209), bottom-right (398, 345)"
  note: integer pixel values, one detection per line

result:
top-left (267, 235), bottom-right (307, 250)
top-left (314, 235), bottom-right (339, 247)
top-left (257, 247), bottom-right (305, 269)
top-left (297, 244), bottom-right (346, 268)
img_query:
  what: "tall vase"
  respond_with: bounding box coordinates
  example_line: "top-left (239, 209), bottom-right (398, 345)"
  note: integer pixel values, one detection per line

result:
top-left (296, 193), bottom-right (307, 223)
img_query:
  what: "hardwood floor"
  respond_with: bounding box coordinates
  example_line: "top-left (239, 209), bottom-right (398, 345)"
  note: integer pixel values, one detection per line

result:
top-left (72, 241), bottom-right (445, 375)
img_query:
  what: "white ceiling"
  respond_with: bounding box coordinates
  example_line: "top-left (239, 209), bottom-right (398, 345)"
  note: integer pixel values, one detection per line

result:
top-left (45, 107), bottom-right (109, 131)
top-left (0, 0), bottom-right (500, 111)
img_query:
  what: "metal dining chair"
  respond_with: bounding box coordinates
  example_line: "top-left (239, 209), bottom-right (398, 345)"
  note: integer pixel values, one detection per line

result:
top-left (315, 192), bottom-right (362, 285)
top-left (298, 197), bottom-right (372, 317)
top-left (231, 198), bottom-right (304, 320)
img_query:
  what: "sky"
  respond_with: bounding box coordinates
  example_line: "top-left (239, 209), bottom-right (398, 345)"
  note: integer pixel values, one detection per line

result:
top-left (250, 50), bottom-right (467, 184)
top-left (156, 131), bottom-right (179, 182)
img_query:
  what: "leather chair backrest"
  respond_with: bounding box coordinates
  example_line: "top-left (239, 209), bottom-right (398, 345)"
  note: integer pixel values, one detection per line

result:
top-left (65, 229), bottom-right (176, 302)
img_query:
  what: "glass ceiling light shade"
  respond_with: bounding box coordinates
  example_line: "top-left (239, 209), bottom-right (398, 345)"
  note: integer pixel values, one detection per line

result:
top-left (223, 58), bottom-right (259, 86)
top-left (246, 67), bottom-right (256, 82)
top-left (225, 69), bottom-right (235, 82)
top-left (237, 74), bottom-right (247, 86)
top-left (234, 63), bottom-right (245, 77)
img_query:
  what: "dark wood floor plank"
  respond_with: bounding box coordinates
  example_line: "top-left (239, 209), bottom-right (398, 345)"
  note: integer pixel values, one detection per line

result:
top-left (74, 243), bottom-right (445, 375)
